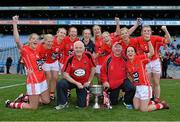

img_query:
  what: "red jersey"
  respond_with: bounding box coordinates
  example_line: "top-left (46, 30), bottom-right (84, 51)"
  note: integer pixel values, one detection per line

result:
top-left (37, 43), bottom-right (57, 64)
top-left (121, 38), bottom-right (139, 56)
top-left (20, 45), bottom-right (46, 84)
top-left (110, 33), bottom-right (121, 43)
top-left (61, 36), bottom-right (79, 63)
top-left (136, 36), bottom-right (166, 60)
top-left (126, 54), bottom-right (150, 86)
top-left (63, 52), bottom-right (96, 84)
top-left (52, 36), bottom-right (64, 63)
top-left (94, 36), bottom-right (104, 65)
top-left (100, 53), bottom-right (127, 89)
top-left (98, 43), bottom-right (112, 62)
top-left (95, 33), bottom-right (120, 65)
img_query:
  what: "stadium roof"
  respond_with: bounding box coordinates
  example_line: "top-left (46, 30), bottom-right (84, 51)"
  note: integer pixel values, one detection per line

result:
top-left (0, 0), bottom-right (179, 6)
top-left (0, 6), bottom-right (180, 11)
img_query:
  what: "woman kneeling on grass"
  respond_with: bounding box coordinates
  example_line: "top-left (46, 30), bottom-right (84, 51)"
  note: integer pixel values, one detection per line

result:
top-left (5, 15), bottom-right (50, 110)
top-left (126, 39), bottom-right (169, 112)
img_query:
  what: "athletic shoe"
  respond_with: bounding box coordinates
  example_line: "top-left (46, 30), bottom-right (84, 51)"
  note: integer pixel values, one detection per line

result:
top-left (50, 96), bottom-right (55, 101)
top-left (161, 101), bottom-right (169, 109)
top-left (55, 102), bottom-right (68, 110)
top-left (75, 106), bottom-right (85, 109)
top-left (14, 93), bottom-right (24, 102)
top-left (5, 100), bottom-right (11, 108)
top-left (123, 102), bottom-right (133, 109)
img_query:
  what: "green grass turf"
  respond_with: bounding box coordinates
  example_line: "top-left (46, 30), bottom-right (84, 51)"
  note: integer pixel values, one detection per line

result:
top-left (0, 74), bottom-right (180, 121)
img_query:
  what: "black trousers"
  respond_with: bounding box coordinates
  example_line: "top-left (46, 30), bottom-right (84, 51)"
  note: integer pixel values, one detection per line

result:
top-left (162, 66), bottom-right (168, 78)
top-left (6, 66), bottom-right (10, 74)
top-left (108, 79), bottom-right (135, 105)
top-left (56, 79), bottom-right (87, 107)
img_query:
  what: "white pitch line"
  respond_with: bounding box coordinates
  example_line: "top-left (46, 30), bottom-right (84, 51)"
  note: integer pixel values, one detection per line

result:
top-left (0, 83), bottom-right (25, 90)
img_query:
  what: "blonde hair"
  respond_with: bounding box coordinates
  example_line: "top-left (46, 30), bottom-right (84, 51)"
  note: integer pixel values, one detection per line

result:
top-left (142, 25), bottom-right (152, 32)
top-left (92, 25), bottom-right (101, 31)
top-left (102, 31), bottom-right (110, 37)
top-left (28, 33), bottom-right (39, 41)
top-left (120, 27), bottom-right (129, 34)
top-left (43, 34), bottom-right (53, 42)
top-left (57, 27), bottom-right (67, 34)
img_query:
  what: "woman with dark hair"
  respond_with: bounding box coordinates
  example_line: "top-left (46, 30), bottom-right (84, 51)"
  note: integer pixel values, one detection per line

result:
top-left (126, 40), bottom-right (169, 112)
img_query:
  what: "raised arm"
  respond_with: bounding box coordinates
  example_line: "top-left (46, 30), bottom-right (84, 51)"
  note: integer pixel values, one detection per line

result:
top-left (161, 26), bottom-right (171, 44)
top-left (128, 18), bottom-right (142, 35)
top-left (12, 15), bottom-right (23, 49)
top-left (146, 40), bottom-right (154, 58)
top-left (114, 17), bottom-right (120, 36)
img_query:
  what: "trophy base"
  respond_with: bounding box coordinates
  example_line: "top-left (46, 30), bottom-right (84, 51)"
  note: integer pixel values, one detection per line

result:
top-left (93, 103), bottom-right (100, 109)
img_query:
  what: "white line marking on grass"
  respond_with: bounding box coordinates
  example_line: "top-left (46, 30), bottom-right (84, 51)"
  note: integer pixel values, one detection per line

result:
top-left (0, 83), bottom-right (25, 89)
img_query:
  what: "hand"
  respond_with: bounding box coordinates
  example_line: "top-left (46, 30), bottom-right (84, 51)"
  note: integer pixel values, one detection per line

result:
top-left (161, 26), bottom-right (167, 32)
top-left (83, 81), bottom-right (91, 88)
top-left (26, 68), bottom-right (33, 75)
top-left (93, 53), bottom-right (98, 59)
top-left (76, 82), bottom-right (84, 89)
top-left (103, 82), bottom-right (110, 89)
top-left (115, 17), bottom-right (120, 24)
top-left (12, 15), bottom-right (19, 24)
top-left (136, 18), bottom-right (143, 25)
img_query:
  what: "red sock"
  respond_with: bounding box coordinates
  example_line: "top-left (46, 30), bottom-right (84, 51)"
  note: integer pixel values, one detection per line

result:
top-left (22, 95), bottom-right (29, 102)
top-left (155, 103), bottom-right (163, 110)
top-left (155, 98), bottom-right (161, 103)
top-left (50, 92), bottom-right (54, 97)
top-left (148, 100), bottom-right (155, 105)
top-left (10, 102), bottom-right (23, 109)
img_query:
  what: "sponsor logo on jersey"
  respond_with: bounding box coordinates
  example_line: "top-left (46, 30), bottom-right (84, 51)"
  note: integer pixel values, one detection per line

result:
top-left (74, 68), bottom-right (85, 77)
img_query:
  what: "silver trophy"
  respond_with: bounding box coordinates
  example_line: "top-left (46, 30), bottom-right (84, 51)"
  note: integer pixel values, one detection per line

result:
top-left (90, 85), bottom-right (103, 109)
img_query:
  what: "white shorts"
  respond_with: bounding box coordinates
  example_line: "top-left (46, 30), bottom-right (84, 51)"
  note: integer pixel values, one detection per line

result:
top-left (146, 59), bottom-right (161, 74)
top-left (59, 63), bottom-right (64, 70)
top-left (42, 60), bottom-right (60, 71)
top-left (95, 65), bottom-right (102, 74)
top-left (26, 80), bottom-right (48, 95)
top-left (134, 85), bottom-right (152, 100)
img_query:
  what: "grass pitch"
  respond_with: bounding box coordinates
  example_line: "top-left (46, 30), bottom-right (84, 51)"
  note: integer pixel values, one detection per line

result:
top-left (0, 74), bottom-right (180, 121)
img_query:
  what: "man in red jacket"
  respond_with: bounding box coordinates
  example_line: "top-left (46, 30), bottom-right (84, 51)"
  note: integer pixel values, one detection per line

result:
top-left (100, 42), bottom-right (135, 108)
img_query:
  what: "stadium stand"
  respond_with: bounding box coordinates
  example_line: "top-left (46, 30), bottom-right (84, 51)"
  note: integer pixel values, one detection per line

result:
top-left (0, 3), bottom-right (179, 76)
top-left (160, 37), bottom-right (180, 79)
top-left (0, 35), bottom-right (28, 73)
top-left (0, 0), bottom-right (179, 6)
